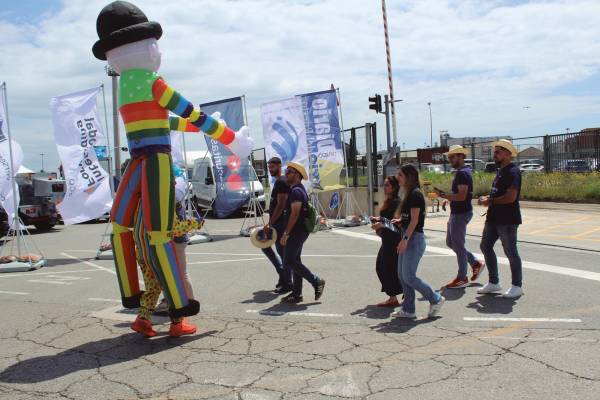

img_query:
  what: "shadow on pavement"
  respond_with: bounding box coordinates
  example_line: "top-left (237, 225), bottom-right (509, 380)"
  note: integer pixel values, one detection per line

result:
top-left (371, 317), bottom-right (438, 333)
top-left (208, 234), bottom-right (244, 242)
top-left (439, 287), bottom-right (467, 301)
top-left (241, 290), bottom-right (281, 304)
top-left (0, 330), bottom-right (217, 384)
top-left (43, 258), bottom-right (86, 268)
top-left (350, 305), bottom-right (395, 319)
top-left (467, 295), bottom-right (516, 314)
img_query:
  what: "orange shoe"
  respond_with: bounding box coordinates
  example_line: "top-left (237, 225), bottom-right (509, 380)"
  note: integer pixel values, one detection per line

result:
top-left (131, 316), bottom-right (157, 338)
top-left (169, 318), bottom-right (197, 337)
top-left (471, 261), bottom-right (486, 282)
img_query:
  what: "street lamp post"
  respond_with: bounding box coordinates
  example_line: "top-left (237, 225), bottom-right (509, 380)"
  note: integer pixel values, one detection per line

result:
top-left (106, 66), bottom-right (121, 179)
top-left (427, 102), bottom-right (433, 147)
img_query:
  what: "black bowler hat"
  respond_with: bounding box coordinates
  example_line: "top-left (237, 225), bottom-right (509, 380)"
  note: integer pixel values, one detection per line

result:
top-left (92, 1), bottom-right (162, 60)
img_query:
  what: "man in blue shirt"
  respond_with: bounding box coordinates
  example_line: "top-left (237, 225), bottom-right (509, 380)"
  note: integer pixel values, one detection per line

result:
top-left (279, 162), bottom-right (325, 304)
top-left (437, 146), bottom-right (484, 289)
top-left (477, 139), bottom-right (524, 299)
top-left (262, 157), bottom-right (292, 293)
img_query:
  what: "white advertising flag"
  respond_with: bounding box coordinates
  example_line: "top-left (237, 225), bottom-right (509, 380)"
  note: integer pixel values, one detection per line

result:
top-left (0, 89), bottom-right (23, 229)
top-left (261, 97), bottom-right (309, 187)
top-left (50, 87), bottom-right (112, 225)
top-left (170, 130), bottom-right (187, 202)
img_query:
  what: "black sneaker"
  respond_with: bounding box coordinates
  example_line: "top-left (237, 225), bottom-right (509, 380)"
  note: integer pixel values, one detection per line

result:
top-left (314, 279), bottom-right (326, 301)
top-left (274, 285), bottom-right (293, 294)
top-left (281, 293), bottom-right (303, 303)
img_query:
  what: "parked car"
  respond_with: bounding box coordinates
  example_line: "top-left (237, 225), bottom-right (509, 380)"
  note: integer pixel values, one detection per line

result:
top-left (188, 151), bottom-right (265, 215)
top-left (0, 206), bottom-right (9, 237)
top-left (519, 163), bottom-right (544, 174)
top-left (517, 158), bottom-right (544, 166)
top-left (16, 173), bottom-right (65, 231)
top-left (464, 159), bottom-right (486, 171)
top-left (484, 162), bottom-right (498, 173)
top-left (563, 159), bottom-right (591, 173)
top-left (424, 164), bottom-right (448, 174)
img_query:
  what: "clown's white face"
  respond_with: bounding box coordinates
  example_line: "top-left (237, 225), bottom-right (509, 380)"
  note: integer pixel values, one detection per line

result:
top-left (106, 38), bottom-right (161, 74)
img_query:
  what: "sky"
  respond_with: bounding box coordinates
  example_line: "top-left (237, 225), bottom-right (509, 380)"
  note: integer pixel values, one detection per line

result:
top-left (1, 0), bottom-right (599, 171)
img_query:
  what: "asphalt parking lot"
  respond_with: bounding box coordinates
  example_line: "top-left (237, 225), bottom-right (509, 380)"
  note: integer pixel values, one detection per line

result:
top-left (0, 211), bottom-right (599, 399)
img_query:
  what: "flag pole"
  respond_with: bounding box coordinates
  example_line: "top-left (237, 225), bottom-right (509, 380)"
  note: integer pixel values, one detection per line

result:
top-left (1, 82), bottom-right (23, 257)
top-left (100, 84), bottom-right (115, 197)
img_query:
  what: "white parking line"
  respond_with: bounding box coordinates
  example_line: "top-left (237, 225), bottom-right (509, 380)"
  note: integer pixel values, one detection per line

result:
top-left (332, 229), bottom-right (600, 282)
top-left (0, 290), bottom-right (29, 295)
top-left (464, 317), bottom-right (582, 323)
top-left (88, 298), bottom-right (121, 303)
top-left (477, 336), bottom-right (596, 343)
top-left (61, 252), bottom-right (116, 275)
top-left (188, 257), bottom-right (265, 265)
top-left (0, 269), bottom-right (102, 279)
top-left (246, 310), bottom-right (343, 318)
top-left (186, 252), bottom-right (378, 258)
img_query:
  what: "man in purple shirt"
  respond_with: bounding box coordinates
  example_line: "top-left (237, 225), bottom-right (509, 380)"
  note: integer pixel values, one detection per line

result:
top-left (477, 140), bottom-right (524, 299)
top-left (437, 145), bottom-right (484, 289)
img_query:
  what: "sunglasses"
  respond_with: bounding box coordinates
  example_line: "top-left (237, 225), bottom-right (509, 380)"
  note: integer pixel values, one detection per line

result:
top-left (285, 169), bottom-right (297, 175)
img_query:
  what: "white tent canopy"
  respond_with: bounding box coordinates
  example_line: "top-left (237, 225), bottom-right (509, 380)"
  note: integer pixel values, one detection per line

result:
top-left (17, 165), bottom-right (34, 174)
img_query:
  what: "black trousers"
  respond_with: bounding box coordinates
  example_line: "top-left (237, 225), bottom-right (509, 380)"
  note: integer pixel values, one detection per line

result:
top-left (375, 229), bottom-right (403, 297)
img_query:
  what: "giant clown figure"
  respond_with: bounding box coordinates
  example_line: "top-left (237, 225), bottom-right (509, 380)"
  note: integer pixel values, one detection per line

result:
top-left (92, 1), bottom-right (253, 319)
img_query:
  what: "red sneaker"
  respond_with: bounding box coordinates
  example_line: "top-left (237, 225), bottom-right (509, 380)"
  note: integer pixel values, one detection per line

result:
top-left (131, 316), bottom-right (157, 338)
top-left (169, 318), bottom-right (197, 337)
top-left (471, 261), bottom-right (486, 282)
top-left (444, 277), bottom-right (469, 289)
top-left (376, 298), bottom-right (400, 307)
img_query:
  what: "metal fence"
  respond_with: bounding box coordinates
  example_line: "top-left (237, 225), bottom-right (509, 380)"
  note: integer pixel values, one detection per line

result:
top-left (254, 129), bottom-right (600, 189)
top-left (544, 129), bottom-right (600, 172)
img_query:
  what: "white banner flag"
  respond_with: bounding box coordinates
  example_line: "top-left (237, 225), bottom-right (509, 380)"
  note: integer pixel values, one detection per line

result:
top-left (50, 87), bottom-right (112, 225)
top-left (0, 89), bottom-right (23, 229)
top-left (170, 130), bottom-right (187, 202)
top-left (261, 97), bottom-right (309, 188)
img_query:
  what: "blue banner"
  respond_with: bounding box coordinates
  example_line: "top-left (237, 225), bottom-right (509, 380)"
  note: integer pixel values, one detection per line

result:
top-left (200, 97), bottom-right (252, 218)
top-left (299, 90), bottom-right (345, 191)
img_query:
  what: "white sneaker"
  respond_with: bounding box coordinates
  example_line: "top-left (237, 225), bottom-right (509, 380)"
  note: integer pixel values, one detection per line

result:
top-left (428, 296), bottom-right (445, 318)
top-left (391, 309), bottom-right (416, 319)
top-left (502, 285), bottom-right (524, 299)
top-left (477, 282), bottom-right (502, 294)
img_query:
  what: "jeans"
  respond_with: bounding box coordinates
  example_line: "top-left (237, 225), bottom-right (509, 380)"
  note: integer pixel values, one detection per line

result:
top-left (398, 232), bottom-right (441, 314)
top-left (480, 223), bottom-right (522, 287)
top-left (261, 222), bottom-right (292, 286)
top-left (446, 211), bottom-right (478, 280)
top-left (283, 230), bottom-right (320, 296)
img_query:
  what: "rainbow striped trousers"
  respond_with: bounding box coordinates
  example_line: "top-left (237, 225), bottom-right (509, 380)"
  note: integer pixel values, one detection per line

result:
top-left (110, 152), bottom-right (199, 318)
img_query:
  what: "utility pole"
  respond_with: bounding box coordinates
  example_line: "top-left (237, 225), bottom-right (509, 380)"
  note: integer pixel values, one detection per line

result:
top-left (381, 0), bottom-right (398, 153)
top-left (384, 94), bottom-right (391, 152)
top-left (106, 66), bottom-right (121, 179)
top-left (427, 102), bottom-right (433, 147)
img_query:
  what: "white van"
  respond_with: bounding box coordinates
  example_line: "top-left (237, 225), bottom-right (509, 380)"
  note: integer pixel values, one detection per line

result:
top-left (185, 151), bottom-right (266, 213)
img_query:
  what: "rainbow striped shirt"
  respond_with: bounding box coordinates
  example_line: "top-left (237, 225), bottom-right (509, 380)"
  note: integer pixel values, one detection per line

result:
top-left (119, 68), bottom-right (235, 157)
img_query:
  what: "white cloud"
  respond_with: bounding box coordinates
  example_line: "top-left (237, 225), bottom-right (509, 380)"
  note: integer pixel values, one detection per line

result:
top-left (1, 0), bottom-right (599, 170)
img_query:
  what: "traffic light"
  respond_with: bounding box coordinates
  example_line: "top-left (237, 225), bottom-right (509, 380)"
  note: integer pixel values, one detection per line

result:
top-left (369, 94), bottom-right (382, 113)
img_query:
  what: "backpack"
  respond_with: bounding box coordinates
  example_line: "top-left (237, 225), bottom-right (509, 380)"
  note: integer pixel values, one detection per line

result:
top-left (303, 201), bottom-right (320, 234)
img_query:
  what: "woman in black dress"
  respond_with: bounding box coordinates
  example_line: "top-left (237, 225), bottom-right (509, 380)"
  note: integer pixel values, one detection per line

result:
top-left (370, 176), bottom-right (403, 307)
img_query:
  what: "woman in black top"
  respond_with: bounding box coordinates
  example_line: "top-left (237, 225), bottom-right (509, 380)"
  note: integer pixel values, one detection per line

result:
top-left (370, 176), bottom-right (403, 307)
top-left (392, 164), bottom-right (445, 319)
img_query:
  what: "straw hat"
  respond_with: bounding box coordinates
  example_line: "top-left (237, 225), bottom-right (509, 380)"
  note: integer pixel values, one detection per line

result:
top-left (444, 145), bottom-right (469, 156)
top-left (286, 161), bottom-right (308, 180)
top-left (492, 139), bottom-right (518, 157)
top-left (250, 227), bottom-right (278, 249)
